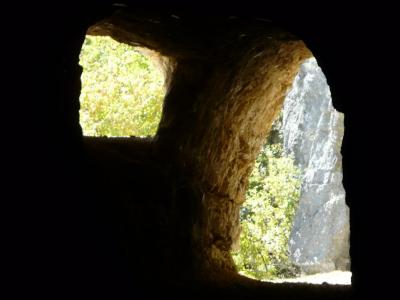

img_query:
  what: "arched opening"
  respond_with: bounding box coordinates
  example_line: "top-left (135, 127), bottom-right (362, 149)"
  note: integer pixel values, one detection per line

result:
top-left (70, 9), bottom-right (353, 296)
top-left (232, 57), bottom-right (351, 285)
top-left (79, 35), bottom-right (168, 138)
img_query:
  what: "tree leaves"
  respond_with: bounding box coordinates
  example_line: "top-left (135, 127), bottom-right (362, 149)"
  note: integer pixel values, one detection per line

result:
top-left (79, 35), bottom-right (165, 137)
top-left (232, 143), bottom-right (301, 280)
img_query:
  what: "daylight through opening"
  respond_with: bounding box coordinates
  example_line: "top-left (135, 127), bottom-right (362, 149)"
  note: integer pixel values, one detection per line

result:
top-left (79, 35), bottom-right (166, 137)
top-left (232, 57), bottom-right (351, 285)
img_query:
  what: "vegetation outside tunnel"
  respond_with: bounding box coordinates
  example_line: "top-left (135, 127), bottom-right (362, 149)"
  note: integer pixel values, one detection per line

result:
top-left (79, 35), bottom-right (165, 137)
top-left (232, 118), bottom-right (302, 280)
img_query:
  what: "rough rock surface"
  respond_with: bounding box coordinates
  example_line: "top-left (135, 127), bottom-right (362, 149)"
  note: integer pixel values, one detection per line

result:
top-left (281, 57), bottom-right (350, 274)
top-left (89, 11), bottom-right (313, 283)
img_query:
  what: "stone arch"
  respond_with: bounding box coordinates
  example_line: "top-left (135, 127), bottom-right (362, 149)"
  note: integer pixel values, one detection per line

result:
top-left (86, 9), bottom-right (313, 282)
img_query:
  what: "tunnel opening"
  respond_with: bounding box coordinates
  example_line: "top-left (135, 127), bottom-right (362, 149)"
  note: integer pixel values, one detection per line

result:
top-left (78, 35), bottom-right (168, 138)
top-left (70, 9), bottom-right (353, 297)
top-left (232, 57), bottom-right (351, 285)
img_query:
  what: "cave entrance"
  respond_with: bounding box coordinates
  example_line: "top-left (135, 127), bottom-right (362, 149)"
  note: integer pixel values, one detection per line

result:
top-left (78, 35), bottom-right (167, 138)
top-left (232, 57), bottom-right (351, 285)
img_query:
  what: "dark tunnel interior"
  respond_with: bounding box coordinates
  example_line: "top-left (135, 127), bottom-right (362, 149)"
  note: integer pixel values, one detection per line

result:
top-left (8, 1), bottom-right (390, 299)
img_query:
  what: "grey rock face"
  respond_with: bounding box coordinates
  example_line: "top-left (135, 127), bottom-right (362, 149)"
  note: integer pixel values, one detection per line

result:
top-left (282, 57), bottom-right (350, 274)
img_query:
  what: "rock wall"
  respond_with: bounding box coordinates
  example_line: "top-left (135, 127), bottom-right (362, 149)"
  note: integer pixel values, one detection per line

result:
top-left (281, 57), bottom-right (350, 274)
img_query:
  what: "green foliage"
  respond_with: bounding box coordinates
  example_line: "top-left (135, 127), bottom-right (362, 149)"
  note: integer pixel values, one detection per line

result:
top-left (79, 35), bottom-right (165, 137)
top-left (232, 142), bottom-right (302, 280)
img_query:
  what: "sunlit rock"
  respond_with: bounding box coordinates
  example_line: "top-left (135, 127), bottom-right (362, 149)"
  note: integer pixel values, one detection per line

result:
top-left (282, 57), bottom-right (350, 274)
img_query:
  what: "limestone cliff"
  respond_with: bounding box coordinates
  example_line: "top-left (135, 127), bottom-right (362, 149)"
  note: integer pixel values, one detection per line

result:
top-left (282, 57), bottom-right (350, 274)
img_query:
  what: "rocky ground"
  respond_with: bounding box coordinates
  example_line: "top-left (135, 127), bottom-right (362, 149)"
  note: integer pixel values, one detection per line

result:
top-left (265, 271), bottom-right (351, 285)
